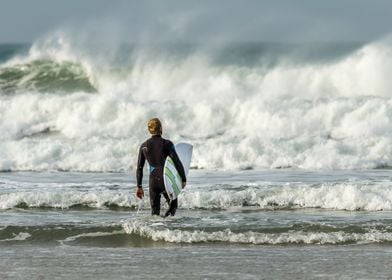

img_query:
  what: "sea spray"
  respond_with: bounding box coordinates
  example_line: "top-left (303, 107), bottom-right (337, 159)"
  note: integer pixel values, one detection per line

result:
top-left (1, 34), bottom-right (392, 171)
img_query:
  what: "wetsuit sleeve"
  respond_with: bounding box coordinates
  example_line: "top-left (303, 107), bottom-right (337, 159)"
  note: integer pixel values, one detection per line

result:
top-left (168, 142), bottom-right (186, 183)
top-left (136, 145), bottom-right (146, 187)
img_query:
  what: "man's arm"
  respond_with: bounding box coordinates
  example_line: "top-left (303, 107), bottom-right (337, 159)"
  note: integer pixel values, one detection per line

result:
top-left (136, 145), bottom-right (146, 188)
top-left (169, 143), bottom-right (186, 185)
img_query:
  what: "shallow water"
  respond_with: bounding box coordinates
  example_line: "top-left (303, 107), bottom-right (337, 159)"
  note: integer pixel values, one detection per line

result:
top-left (1, 170), bottom-right (391, 279)
top-left (1, 244), bottom-right (391, 279)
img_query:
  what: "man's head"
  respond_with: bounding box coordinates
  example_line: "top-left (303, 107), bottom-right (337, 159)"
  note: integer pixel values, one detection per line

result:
top-left (148, 118), bottom-right (162, 135)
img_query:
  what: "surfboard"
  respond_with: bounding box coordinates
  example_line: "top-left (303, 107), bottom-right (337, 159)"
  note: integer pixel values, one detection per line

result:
top-left (163, 143), bottom-right (193, 201)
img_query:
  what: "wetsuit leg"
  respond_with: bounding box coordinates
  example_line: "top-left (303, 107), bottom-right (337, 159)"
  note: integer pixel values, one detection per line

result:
top-left (162, 192), bottom-right (178, 217)
top-left (149, 186), bottom-right (161, 216)
top-left (168, 198), bottom-right (178, 216)
top-left (149, 172), bottom-right (165, 216)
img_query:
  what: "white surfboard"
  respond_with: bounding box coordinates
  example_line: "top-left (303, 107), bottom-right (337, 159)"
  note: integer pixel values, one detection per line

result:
top-left (164, 143), bottom-right (193, 200)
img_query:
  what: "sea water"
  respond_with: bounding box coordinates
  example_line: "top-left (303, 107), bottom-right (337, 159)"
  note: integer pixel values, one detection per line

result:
top-left (0, 170), bottom-right (391, 279)
top-left (1, 34), bottom-right (392, 279)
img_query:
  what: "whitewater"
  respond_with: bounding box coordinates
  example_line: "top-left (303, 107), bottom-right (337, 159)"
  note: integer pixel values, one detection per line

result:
top-left (2, 33), bottom-right (392, 171)
top-left (1, 170), bottom-right (392, 211)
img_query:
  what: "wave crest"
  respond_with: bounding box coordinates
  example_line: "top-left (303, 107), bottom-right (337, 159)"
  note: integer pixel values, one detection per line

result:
top-left (123, 220), bottom-right (392, 245)
top-left (0, 181), bottom-right (391, 211)
top-left (0, 59), bottom-right (96, 94)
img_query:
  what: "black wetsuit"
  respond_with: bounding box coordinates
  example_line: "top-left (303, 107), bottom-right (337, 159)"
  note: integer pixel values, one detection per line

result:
top-left (136, 135), bottom-right (186, 216)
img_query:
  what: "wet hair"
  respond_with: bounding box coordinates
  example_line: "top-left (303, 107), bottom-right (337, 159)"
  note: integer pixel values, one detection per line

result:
top-left (148, 118), bottom-right (162, 135)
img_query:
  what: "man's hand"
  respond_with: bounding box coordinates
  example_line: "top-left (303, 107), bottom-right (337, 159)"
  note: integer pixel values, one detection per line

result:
top-left (136, 187), bottom-right (144, 199)
top-left (182, 182), bottom-right (186, 189)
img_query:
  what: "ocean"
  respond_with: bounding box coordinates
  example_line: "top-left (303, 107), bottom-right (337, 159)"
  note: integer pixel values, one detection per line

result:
top-left (1, 34), bottom-right (392, 279)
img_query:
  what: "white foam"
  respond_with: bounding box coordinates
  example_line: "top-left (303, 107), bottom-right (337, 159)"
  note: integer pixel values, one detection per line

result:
top-left (123, 220), bottom-right (392, 244)
top-left (180, 182), bottom-right (392, 211)
top-left (0, 232), bottom-right (32, 242)
top-left (0, 181), bottom-right (391, 211)
top-left (61, 230), bottom-right (124, 243)
top-left (2, 34), bottom-right (392, 171)
top-left (0, 190), bottom-right (144, 210)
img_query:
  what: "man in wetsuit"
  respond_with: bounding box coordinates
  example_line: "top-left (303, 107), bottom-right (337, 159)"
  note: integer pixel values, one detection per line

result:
top-left (136, 118), bottom-right (186, 216)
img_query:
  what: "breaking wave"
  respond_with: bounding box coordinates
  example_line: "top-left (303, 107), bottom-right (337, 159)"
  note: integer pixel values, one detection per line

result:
top-left (2, 220), bottom-right (392, 245)
top-left (1, 181), bottom-right (391, 211)
top-left (123, 220), bottom-right (392, 245)
top-left (180, 182), bottom-right (392, 211)
top-left (1, 32), bottom-right (392, 171)
top-left (0, 59), bottom-right (96, 94)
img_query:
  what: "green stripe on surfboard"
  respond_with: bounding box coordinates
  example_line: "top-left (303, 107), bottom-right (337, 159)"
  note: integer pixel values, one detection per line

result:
top-left (165, 159), bottom-right (181, 195)
top-left (164, 143), bottom-right (193, 200)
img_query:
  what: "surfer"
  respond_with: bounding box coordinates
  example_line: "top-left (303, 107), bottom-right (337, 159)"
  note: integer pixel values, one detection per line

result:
top-left (135, 118), bottom-right (187, 216)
